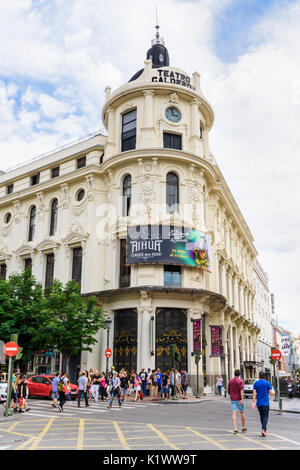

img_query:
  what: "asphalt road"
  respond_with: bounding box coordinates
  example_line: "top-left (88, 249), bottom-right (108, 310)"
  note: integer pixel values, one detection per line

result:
top-left (0, 397), bottom-right (300, 451)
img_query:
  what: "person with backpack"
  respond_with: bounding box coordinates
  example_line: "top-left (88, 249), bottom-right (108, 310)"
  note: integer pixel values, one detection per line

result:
top-left (57, 372), bottom-right (67, 412)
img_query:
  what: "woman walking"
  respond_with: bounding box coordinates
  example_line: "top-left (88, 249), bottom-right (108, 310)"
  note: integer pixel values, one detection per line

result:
top-left (132, 372), bottom-right (142, 401)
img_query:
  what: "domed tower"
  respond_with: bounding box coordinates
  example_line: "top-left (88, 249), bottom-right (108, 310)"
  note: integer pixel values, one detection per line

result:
top-left (97, 26), bottom-right (257, 392)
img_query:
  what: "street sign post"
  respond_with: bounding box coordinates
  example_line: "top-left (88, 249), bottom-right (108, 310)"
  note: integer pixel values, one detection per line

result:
top-left (194, 349), bottom-right (202, 398)
top-left (105, 348), bottom-right (112, 358)
top-left (4, 336), bottom-right (19, 417)
top-left (271, 349), bottom-right (281, 362)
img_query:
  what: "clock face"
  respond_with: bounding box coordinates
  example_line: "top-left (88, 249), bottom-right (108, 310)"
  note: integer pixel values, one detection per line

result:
top-left (165, 107), bottom-right (181, 123)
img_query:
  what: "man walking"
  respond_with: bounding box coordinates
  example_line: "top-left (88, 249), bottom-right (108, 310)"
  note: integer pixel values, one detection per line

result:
top-left (107, 371), bottom-right (122, 408)
top-left (77, 371), bottom-right (89, 407)
top-left (252, 371), bottom-right (275, 437)
top-left (51, 372), bottom-right (60, 408)
top-left (228, 369), bottom-right (247, 434)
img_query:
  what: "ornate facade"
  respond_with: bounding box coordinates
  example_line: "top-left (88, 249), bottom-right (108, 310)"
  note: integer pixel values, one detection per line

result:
top-left (0, 28), bottom-right (260, 390)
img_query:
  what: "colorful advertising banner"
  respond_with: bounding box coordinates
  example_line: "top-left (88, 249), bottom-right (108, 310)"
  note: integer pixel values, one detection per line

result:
top-left (280, 336), bottom-right (291, 356)
top-left (193, 319), bottom-right (202, 352)
top-left (210, 326), bottom-right (223, 357)
top-left (127, 225), bottom-right (211, 271)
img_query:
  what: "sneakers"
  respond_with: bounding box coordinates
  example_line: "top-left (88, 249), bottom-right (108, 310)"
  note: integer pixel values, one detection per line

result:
top-left (107, 405), bottom-right (112, 408)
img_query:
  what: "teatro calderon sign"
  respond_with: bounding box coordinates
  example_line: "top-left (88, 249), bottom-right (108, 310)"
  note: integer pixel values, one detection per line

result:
top-left (152, 68), bottom-right (196, 90)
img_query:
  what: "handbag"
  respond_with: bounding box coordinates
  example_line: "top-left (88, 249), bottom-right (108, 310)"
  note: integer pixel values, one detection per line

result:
top-left (139, 391), bottom-right (144, 400)
top-left (18, 398), bottom-right (23, 406)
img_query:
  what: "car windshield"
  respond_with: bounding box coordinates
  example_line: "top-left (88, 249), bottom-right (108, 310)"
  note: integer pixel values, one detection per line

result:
top-left (244, 379), bottom-right (255, 385)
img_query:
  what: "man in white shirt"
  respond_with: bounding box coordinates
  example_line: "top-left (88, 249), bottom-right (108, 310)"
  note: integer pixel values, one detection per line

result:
top-left (77, 371), bottom-right (89, 407)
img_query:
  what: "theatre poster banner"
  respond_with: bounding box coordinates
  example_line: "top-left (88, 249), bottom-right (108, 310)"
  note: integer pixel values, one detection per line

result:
top-left (210, 326), bottom-right (223, 357)
top-left (127, 225), bottom-right (211, 272)
top-left (193, 319), bottom-right (202, 352)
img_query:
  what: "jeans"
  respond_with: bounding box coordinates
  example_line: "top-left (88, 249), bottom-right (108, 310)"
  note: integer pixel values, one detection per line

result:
top-left (78, 390), bottom-right (88, 407)
top-left (257, 406), bottom-right (269, 431)
top-left (218, 385), bottom-right (222, 395)
top-left (58, 391), bottom-right (66, 409)
top-left (142, 381), bottom-right (146, 396)
top-left (109, 388), bottom-right (122, 406)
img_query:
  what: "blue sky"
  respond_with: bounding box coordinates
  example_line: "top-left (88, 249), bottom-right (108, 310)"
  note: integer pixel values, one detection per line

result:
top-left (213, 0), bottom-right (296, 62)
top-left (0, 0), bottom-right (299, 334)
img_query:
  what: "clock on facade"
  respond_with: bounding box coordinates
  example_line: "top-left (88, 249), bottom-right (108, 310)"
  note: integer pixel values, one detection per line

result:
top-left (165, 107), bottom-right (181, 123)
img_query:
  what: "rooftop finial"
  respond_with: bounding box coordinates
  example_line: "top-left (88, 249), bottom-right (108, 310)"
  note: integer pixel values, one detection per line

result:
top-left (152, 6), bottom-right (164, 45)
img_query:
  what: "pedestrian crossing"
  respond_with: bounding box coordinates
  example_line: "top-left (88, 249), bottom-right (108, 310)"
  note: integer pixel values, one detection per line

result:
top-left (25, 398), bottom-right (159, 418)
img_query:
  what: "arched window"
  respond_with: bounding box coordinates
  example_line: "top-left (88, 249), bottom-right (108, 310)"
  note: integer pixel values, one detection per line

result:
top-left (166, 172), bottom-right (179, 214)
top-left (122, 174), bottom-right (132, 216)
top-left (49, 199), bottom-right (58, 236)
top-left (28, 206), bottom-right (36, 241)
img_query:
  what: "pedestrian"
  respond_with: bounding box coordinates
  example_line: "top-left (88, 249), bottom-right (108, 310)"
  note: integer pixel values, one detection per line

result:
top-left (77, 371), bottom-right (89, 407)
top-left (156, 368), bottom-right (163, 399)
top-left (120, 371), bottom-right (130, 403)
top-left (139, 369), bottom-right (147, 397)
top-left (99, 372), bottom-right (108, 401)
top-left (51, 372), bottom-right (60, 408)
top-left (16, 375), bottom-right (30, 413)
top-left (176, 369), bottom-right (181, 396)
top-left (150, 369), bottom-right (158, 401)
top-left (216, 375), bottom-right (223, 396)
top-left (57, 372), bottom-right (67, 412)
top-left (107, 371), bottom-right (122, 408)
top-left (228, 369), bottom-right (247, 434)
top-left (133, 372), bottom-right (142, 401)
top-left (180, 370), bottom-right (188, 399)
top-left (252, 371), bottom-right (275, 437)
top-left (161, 371), bottom-right (169, 400)
top-left (91, 370), bottom-right (100, 402)
top-left (146, 368), bottom-right (151, 396)
top-left (86, 370), bottom-right (93, 401)
top-left (65, 373), bottom-right (72, 403)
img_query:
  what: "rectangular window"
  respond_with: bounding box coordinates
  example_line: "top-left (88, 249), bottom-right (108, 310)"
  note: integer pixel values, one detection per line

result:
top-left (51, 166), bottom-right (60, 178)
top-left (121, 109), bottom-right (137, 152)
top-left (45, 253), bottom-right (55, 287)
top-left (163, 132), bottom-right (182, 150)
top-left (24, 258), bottom-right (32, 271)
top-left (164, 265), bottom-right (181, 287)
top-left (119, 239), bottom-right (130, 287)
top-left (77, 156), bottom-right (86, 169)
top-left (72, 247), bottom-right (82, 288)
top-left (7, 184), bottom-right (14, 195)
top-left (0, 263), bottom-right (7, 280)
top-left (30, 173), bottom-right (40, 186)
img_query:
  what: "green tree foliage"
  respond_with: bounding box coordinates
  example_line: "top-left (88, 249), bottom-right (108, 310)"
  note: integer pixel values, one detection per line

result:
top-left (0, 269), bottom-right (48, 363)
top-left (43, 280), bottom-right (104, 374)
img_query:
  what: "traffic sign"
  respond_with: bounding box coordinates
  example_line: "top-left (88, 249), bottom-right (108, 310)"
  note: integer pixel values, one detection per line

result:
top-left (4, 342), bottom-right (19, 357)
top-left (271, 349), bottom-right (282, 361)
top-left (105, 348), bottom-right (112, 358)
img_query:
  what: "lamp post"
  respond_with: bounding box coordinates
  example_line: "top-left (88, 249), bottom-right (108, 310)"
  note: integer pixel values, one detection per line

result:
top-left (104, 318), bottom-right (112, 378)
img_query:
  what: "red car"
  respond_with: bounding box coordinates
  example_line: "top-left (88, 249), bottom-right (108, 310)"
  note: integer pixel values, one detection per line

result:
top-left (27, 375), bottom-right (78, 399)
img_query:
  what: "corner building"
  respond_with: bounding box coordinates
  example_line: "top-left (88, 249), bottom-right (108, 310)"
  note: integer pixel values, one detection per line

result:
top-left (0, 29), bottom-right (260, 391)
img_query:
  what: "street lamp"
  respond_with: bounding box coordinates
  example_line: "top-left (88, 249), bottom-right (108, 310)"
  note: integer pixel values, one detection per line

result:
top-left (104, 318), bottom-right (112, 378)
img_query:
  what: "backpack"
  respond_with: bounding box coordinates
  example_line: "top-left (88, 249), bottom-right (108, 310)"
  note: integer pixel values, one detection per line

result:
top-left (57, 377), bottom-right (65, 392)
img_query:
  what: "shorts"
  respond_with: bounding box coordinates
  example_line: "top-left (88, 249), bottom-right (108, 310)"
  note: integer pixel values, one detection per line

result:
top-left (52, 391), bottom-right (58, 400)
top-left (121, 388), bottom-right (127, 395)
top-left (181, 384), bottom-right (187, 392)
top-left (231, 400), bottom-right (245, 412)
top-left (161, 386), bottom-right (169, 395)
top-left (11, 391), bottom-right (18, 403)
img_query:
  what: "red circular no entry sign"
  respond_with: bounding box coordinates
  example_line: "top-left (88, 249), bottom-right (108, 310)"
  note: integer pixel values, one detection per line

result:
top-left (271, 349), bottom-right (282, 361)
top-left (4, 341), bottom-right (19, 357)
top-left (105, 348), bottom-right (112, 358)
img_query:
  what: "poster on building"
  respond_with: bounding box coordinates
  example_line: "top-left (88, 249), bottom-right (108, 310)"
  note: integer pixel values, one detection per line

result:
top-left (127, 225), bottom-right (211, 271)
top-left (193, 319), bottom-right (202, 352)
top-left (210, 326), bottom-right (223, 357)
top-left (281, 336), bottom-right (291, 356)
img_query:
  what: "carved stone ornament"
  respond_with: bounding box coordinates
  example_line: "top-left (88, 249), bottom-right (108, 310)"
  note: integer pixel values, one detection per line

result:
top-left (169, 92), bottom-right (179, 104)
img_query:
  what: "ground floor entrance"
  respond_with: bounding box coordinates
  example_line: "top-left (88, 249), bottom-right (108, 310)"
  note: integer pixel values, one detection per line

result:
top-left (155, 308), bottom-right (187, 372)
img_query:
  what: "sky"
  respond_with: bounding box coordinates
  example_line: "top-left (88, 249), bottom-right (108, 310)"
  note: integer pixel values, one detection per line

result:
top-left (0, 0), bottom-right (299, 334)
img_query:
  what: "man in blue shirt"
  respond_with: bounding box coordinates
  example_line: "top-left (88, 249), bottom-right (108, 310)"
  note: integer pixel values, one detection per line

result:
top-left (51, 373), bottom-right (60, 408)
top-left (252, 371), bottom-right (275, 437)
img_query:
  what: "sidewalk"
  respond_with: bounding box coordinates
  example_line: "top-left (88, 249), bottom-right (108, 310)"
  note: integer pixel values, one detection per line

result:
top-left (269, 397), bottom-right (300, 414)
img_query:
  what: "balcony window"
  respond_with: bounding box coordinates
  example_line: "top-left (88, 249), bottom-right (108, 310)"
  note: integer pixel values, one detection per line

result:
top-left (163, 132), bottom-right (182, 150)
top-left (164, 265), bottom-right (181, 287)
top-left (121, 109), bottom-right (136, 152)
